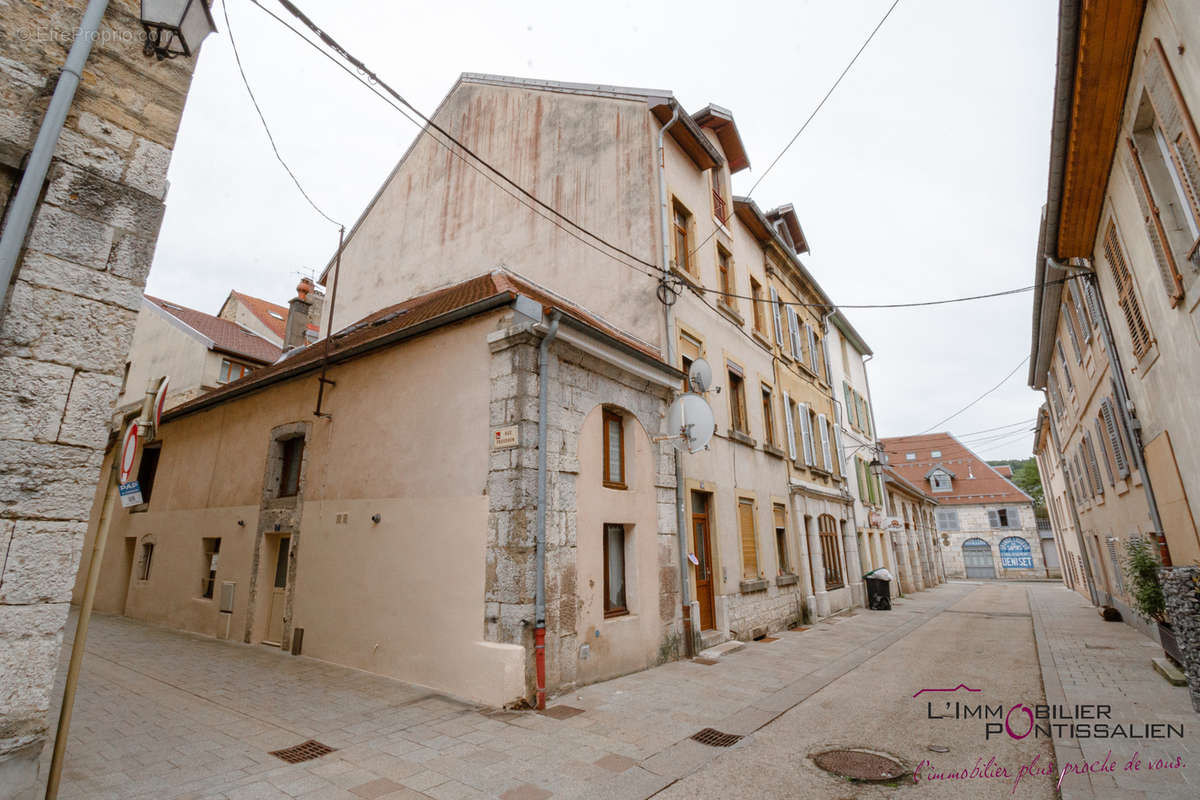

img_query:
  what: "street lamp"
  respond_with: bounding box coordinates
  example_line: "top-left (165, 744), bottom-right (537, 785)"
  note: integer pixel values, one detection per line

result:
top-left (141, 0), bottom-right (216, 60)
top-left (868, 455), bottom-right (885, 483)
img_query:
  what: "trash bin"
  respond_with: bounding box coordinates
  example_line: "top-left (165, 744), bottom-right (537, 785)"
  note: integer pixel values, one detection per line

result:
top-left (864, 570), bottom-right (892, 611)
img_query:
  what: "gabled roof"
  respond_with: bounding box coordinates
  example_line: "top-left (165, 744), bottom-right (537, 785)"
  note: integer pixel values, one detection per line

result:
top-left (145, 296), bottom-right (282, 364)
top-left (733, 197), bottom-right (832, 308)
top-left (166, 269), bottom-right (679, 422)
top-left (883, 465), bottom-right (938, 504)
top-left (924, 463), bottom-right (956, 479)
top-left (692, 104), bottom-right (750, 173)
top-left (994, 464), bottom-right (1013, 478)
top-left (224, 291), bottom-right (319, 339)
top-left (881, 432), bottom-right (1033, 507)
top-left (764, 204), bottom-right (809, 255)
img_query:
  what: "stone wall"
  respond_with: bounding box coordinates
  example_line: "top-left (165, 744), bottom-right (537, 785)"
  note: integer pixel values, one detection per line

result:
top-left (938, 504), bottom-right (1045, 579)
top-left (725, 583), bottom-right (804, 639)
top-left (484, 321), bottom-right (677, 701)
top-left (1161, 566), bottom-right (1200, 712)
top-left (0, 2), bottom-right (198, 795)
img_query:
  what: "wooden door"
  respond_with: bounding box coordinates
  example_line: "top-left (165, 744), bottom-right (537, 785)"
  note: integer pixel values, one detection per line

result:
top-left (266, 536), bottom-right (290, 645)
top-left (691, 492), bottom-right (715, 631)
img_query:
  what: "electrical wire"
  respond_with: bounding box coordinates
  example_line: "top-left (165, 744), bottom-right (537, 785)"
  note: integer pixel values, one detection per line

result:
top-left (951, 418), bottom-right (1037, 438)
top-left (222, 1), bottom-right (341, 228)
top-left (918, 354), bottom-right (1030, 435)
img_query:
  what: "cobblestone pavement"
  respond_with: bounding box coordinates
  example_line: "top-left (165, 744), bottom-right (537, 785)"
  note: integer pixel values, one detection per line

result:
top-left (1029, 583), bottom-right (1198, 799)
top-left (38, 585), bottom-right (972, 799)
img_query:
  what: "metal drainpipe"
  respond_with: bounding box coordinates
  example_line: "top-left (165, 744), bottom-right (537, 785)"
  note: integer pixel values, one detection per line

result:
top-left (656, 104), bottom-right (694, 657)
top-left (0, 0), bottom-right (110, 317)
top-left (1055, 260), bottom-right (1171, 566)
top-left (1044, 387), bottom-right (1102, 606)
top-left (534, 310), bottom-right (560, 710)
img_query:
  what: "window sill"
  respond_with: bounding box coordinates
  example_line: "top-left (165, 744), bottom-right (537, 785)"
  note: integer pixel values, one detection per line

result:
top-left (716, 302), bottom-right (744, 327)
top-left (762, 443), bottom-right (787, 459)
top-left (603, 481), bottom-right (628, 491)
top-left (739, 578), bottom-right (768, 593)
top-left (825, 582), bottom-right (846, 592)
top-left (604, 608), bottom-right (630, 620)
top-left (776, 573), bottom-right (799, 587)
top-left (670, 265), bottom-right (704, 294)
top-left (728, 429), bottom-right (757, 448)
top-left (750, 328), bottom-right (772, 349)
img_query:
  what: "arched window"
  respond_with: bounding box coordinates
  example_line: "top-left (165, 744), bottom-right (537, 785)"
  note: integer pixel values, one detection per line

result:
top-left (818, 514), bottom-right (844, 590)
top-left (999, 536), bottom-right (1034, 569)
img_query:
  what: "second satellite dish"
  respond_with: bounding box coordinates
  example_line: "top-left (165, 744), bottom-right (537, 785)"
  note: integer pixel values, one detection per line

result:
top-left (687, 358), bottom-right (712, 393)
top-left (666, 393), bottom-right (715, 453)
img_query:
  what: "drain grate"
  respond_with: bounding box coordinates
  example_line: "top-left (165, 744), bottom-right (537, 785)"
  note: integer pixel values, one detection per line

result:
top-left (812, 749), bottom-right (906, 781)
top-left (540, 704), bottom-right (585, 720)
top-left (690, 728), bottom-right (743, 747)
top-left (269, 739), bottom-right (335, 764)
top-left (692, 657), bottom-right (719, 665)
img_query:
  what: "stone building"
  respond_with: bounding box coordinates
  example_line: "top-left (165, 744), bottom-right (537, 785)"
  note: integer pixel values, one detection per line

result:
top-left (0, 2), bottom-right (201, 794)
top-left (313, 74), bottom-right (867, 645)
top-left (881, 466), bottom-right (944, 594)
top-left (883, 433), bottom-right (1043, 580)
top-left (1028, 0), bottom-right (1200, 641)
top-left (74, 270), bottom-right (682, 707)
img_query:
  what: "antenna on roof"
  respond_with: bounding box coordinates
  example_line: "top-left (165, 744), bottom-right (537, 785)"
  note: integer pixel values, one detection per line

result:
top-left (295, 267), bottom-right (316, 282)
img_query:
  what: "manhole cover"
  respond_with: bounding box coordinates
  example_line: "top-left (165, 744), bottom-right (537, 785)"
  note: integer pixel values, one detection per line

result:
top-left (540, 704), bottom-right (585, 720)
top-left (690, 728), bottom-right (743, 747)
top-left (812, 749), bottom-right (906, 781)
top-left (269, 739), bottom-right (335, 764)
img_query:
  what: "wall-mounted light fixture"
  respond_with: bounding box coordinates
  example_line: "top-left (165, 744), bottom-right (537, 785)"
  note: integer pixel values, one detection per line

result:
top-left (370, 513), bottom-right (382, 525)
top-left (141, 0), bottom-right (216, 60)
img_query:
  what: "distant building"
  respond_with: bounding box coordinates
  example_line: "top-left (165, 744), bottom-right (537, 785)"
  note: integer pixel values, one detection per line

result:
top-left (881, 466), bottom-right (944, 592)
top-left (218, 279), bottom-right (323, 349)
top-left (882, 434), bottom-right (1044, 580)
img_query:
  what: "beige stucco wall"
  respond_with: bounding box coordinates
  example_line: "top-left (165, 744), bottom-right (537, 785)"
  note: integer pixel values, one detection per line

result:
top-left (117, 301), bottom-right (215, 410)
top-left (1086, 0), bottom-right (1200, 566)
top-left (320, 81), bottom-right (661, 346)
top-left (574, 406), bottom-right (665, 684)
top-left (75, 313), bottom-right (525, 706)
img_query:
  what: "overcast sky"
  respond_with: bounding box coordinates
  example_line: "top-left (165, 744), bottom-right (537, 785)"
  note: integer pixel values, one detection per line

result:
top-left (148, 0), bottom-right (1057, 460)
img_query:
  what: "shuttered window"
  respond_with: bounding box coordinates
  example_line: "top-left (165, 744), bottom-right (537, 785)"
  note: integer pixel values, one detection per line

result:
top-left (798, 404), bottom-right (815, 466)
top-left (738, 498), bottom-right (758, 580)
top-left (936, 508), bottom-right (960, 530)
top-left (1125, 136), bottom-right (1185, 303)
top-left (818, 514), bottom-right (844, 589)
top-left (770, 287), bottom-right (784, 345)
top-left (727, 365), bottom-right (748, 434)
top-left (855, 457), bottom-right (867, 499)
top-left (843, 383), bottom-right (857, 429)
top-left (761, 385), bottom-right (775, 446)
top-left (782, 391), bottom-right (797, 460)
top-left (832, 404), bottom-right (846, 475)
top-left (1103, 221), bottom-right (1152, 358)
top-left (1069, 278), bottom-right (1093, 336)
top-left (774, 505), bottom-right (790, 574)
top-left (1094, 417), bottom-right (1116, 485)
top-left (1057, 342), bottom-right (1074, 392)
top-left (806, 324), bottom-right (819, 373)
top-left (1063, 304), bottom-right (1083, 362)
top-left (1081, 277), bottom-right (1103, 331)
top-left (1083, 431), bottom-right (1104, 495)
top-left (1100, 397), bottom-right (1130, 478)
top-left (817, 413), bottom-right (833, 474)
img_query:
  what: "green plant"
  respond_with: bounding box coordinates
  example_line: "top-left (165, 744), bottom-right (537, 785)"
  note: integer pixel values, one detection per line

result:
top-left (1123, 537), bottom-right (1166, 624)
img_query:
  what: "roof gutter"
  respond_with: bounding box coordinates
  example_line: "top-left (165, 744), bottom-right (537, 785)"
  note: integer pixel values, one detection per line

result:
top-left (1029, 0), bottom-right (1082, 388)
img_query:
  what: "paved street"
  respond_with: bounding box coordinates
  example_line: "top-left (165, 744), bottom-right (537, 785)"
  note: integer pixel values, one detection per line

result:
top-left (37, 581), bottom-right (1197, 799)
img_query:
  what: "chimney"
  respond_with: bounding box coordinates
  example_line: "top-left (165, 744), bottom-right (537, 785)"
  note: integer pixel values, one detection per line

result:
top-left (284, 278), bottom-right (314, 351)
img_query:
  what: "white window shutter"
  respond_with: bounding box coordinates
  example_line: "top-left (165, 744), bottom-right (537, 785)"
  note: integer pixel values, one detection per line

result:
top-left (799, 404), bottom-right (815, 466)
top-left (787, 307), bottom-right (801, 360)
top-left (770, 287), bottom-right (783, 344)
top-left (988, 509), bottom-right (1000, 528)
top-left (833, 404), bottom-right (846, 473)
top-left (1094, 418), bottom-right (1115, 485)
top-left (1069, 280), bottom-right (1091, 341)
top-left (1082, 278), bottom-right (1103, 332)
top-left (806, 324), bottom-right (818, 372)
top-left (818, 413), bottom-right (832, 472)
top-left (782, 391), bottom-right (796, 460)
top-left (1101, 398), bottom-right (1130, 478)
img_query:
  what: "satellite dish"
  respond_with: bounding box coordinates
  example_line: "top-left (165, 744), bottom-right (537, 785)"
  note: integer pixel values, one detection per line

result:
top-left (666, 393), bottom-right (715, 453)
top-left (687, 358), bottom-right (712, 393)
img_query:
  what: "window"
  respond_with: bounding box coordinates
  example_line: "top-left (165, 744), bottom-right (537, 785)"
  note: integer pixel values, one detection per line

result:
top-left (930, 450), bottom-right (941, 458)
top-left (679, 331), bottom-right (702, 391)
top-left (782, 392), bottom-right (797, 460)
top-left (727, 366), bottom-right (748, 434)
top-left (137, 445), bottom-right (161, 505)
top-left (602, 410), bottom-right (626, 488)
top-left (817, 413), bottom-right (833, 474)
top-left (1100, 397), bottom-right (1130, 478)
top-left (717, 246), bottom-right (735, 305)
top-left (797, 404), bottom-right (815, 466)
top-left (1083, 431), bottom-right (1105, 496)
top-left (672, 200), bottom-right (693, 274)
top-left (1056, 342), bottom-right (1074, 392)
top-left (1103, 221), bottom-right (1152, 358)
top-left (750, 277), bottom-right (766, 335)
top-left (139, 542), bottom-right (154, 581)
top-left (786, 306), bottom-right (802, 360)
top-left (855, 458), bottom-right (867, 500)
top-left (930, 471), bottom-right (952, 492)
top-left (1062, 303), bottom-right (1084, 363)
top-left (711, 169), bottom-right (728, 225)
top-left (818, 514), bottom-right (844, 590)
top-left (988, 507), bottom-right (1018, 529)
top-left (603, 523), bottom-right (627, 616)
top-left (219, 358), bottom-right (253, 384)
top-left (774, 505), bottom-right (790, 574)
top-left (1094, 418), bottom-right (1116, 485)
top-left (770, 287), bottom-right (784, 345)
top-left (737, 498), bottom-right (758, 580)
top-left (1106, 537), bottom-right (1125, 595)
top-left (935, 508), bottom-right (960, 530)
top-left (200, 538), bottom-right (221, 599)
top-left (806, 325), bottom-right (820, 375)
top-left (278, 437), bottom-right (304, 497)
top-left (761, 385), bottom-right (776, 446)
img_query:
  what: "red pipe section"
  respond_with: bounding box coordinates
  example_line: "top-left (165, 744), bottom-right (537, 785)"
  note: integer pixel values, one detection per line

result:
top-left (534, 626), bottom-right (547, 709)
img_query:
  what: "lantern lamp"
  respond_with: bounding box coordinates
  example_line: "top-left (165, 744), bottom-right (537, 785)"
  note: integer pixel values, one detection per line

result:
top-left (141, 0), bottom-right (216, 60)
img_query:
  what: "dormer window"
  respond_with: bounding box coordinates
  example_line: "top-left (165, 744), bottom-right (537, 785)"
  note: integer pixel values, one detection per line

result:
top-left (931, 450), bottom-right (941, 458)
top-left (905, 452), bottom-right (916, 461)
top-left (930, 472), bottom-right (952, 492)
